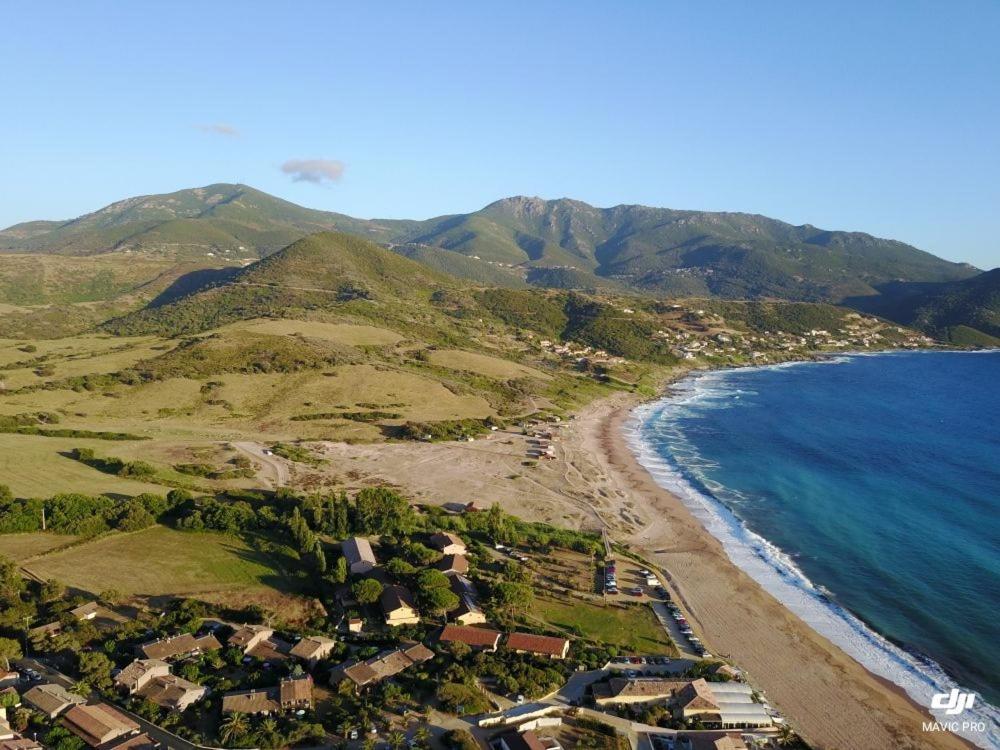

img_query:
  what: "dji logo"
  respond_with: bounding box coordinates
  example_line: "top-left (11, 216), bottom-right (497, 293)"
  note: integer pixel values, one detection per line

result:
top-left (931, 689), bottom-right (976, 716)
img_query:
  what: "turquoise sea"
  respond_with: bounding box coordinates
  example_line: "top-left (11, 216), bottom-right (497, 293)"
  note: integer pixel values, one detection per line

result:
top-left (627, 350), bottom-right (999, 748)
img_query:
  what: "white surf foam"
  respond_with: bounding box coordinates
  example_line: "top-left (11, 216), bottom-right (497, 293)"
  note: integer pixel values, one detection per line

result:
top-left (624, 361), bottom-right (1000, 749)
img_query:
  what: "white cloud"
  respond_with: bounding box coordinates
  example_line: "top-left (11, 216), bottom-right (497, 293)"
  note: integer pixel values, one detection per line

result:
top-left (280, 158), bottom-right (345, 184)
top-left (198, 123), bottom-right (240, 137)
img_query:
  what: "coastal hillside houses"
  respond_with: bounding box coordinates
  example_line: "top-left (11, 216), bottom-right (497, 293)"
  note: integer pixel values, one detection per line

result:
top-left (330, 642), bottom-right (434, 690)
top-left (435, 553), bottom-right (469, 575)
top-left (22, 684), bottom-right (85, 718)
top-left (139, 674), bottom-right (207, 711)
top-left (506, 632), bottom-right (570, 659)
top-left (279, 676), bottom-right (314, 711)
top-left (438, 624), bottom-right (502, 652)
top-left (114, 659), bottom-right (170, 694)
top-left (221, 688), bottom-right (279, 716)
top-left (140, 632), bottom-right (221, 661)
top-left (381, 584), bottom-right (420, 626)
top-left (222, 677), bottom-right (313, 715)
top-left (430, 531), bottom-right (467, 556)
top-left (228, 623), bottom-right (273, 653)
top-left (343, 536), bottom-right (377, 574)
top-left (61, 703), bottom-right (140, 747)
top-left (289, 634), bottom-right (337, 666)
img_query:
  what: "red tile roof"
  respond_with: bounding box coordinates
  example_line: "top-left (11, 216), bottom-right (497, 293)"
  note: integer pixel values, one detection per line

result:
top-left (505, 632), bottom-right (569, 657)
top-left (439, 624), bottom-right (501, 649)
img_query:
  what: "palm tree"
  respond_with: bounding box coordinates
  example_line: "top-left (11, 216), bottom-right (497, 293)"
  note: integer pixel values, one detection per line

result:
top-left (362, 736), bottom-right (378, 750)
top-left (338, 720), bottom-right (355, 740)
top-left (258, 716), bottom-right (280, 749)
top-left (220, 712), bottom-right (249, 745)
top-left (414, 726), bottom-right (431, 748)
top-left (388, 731), bottom-right (406, 750)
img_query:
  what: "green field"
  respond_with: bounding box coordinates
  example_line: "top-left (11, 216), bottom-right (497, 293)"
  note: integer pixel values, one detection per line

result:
top-left (0, 434), bottom-right (168, 498)
top-left (22, 526), bottom-right (295, 596)
top-left (534, 596), bottom-right (677, 655)
top-left (1, 532), bottom-right (79, 561)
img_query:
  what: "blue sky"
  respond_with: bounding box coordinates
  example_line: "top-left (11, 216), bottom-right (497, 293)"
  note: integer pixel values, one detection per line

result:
top-left (2, 1), bottom-right (998, 268)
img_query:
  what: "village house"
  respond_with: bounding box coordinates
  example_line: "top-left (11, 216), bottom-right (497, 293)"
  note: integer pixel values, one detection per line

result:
top-left (381, 585), bottom-right (420, 626)
top-left (342, 536), bottom-right (377, 574)
top-left (0, 673), bottom-right (17, 690)
top-left (505, 632), bottom-right (570, 659)
top-left (228, 624), bottom-right (274, 654)
top-left (289, 635), bottom-right (337, 666)
top-left (61, 703), bottom-right (139, 747)
top-left (347, 617), bottom-right (363, 633)
top-left (114, 659), bottom-right (170, 695)
top-left (449, 575), bottom-right (487, 626)
top-left (22, 684), bottom-right (85, 718)
top-left (439, 624), bottom-right (501, 652)
top-left (0, 710), bottom-right (13, 742)
top-left (0, 738), bottom-right (44, 750)
top-left (105, 734), bottom-right (159, 750)
top-left (429, 531), bottom-right (467, 556)
top-left (593, 677), bottom-right (688, 707)
top-left (330, 643), bottom-right (434, 690)
top-left (672, 679), bottom-right (772, 729)
top-left (69, 602), bottom-right (100, 621)
top-left (221, 688), bottom-right (279, 716)
top-left (491, 729), bottom-right (556, 750)
top-left (140, 633), bottom-right (221, 661)
top-left (279, 676), bottom-right (314, 711)
top-left (138, 674), bottom-right (207, 712)
top-left (435, 554), bottom-right (469, 576)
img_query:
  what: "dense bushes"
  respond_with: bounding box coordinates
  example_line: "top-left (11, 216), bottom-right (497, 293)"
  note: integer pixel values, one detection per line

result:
top-left (397, 417), bottom-right (500, 441)
top-left (0, 413), bottom-right (145, 441)
top-left (0, 484), bottom-right (167, 536)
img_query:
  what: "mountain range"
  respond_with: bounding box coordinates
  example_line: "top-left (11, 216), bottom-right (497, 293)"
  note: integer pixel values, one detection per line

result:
top-left (1, 183), bottom-right (996, 344)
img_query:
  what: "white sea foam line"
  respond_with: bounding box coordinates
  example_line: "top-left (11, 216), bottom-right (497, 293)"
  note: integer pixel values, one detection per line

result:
top-left (624, 361), bottom-right (1000, 749)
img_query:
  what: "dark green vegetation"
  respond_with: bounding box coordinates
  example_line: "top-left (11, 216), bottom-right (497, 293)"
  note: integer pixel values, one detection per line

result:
top-left (3, 183), bottom-right (994, 341)
top-left (845, 268), bottom-right (1000, 345)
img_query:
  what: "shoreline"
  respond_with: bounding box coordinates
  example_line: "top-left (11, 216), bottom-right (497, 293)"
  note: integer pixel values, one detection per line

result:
top-left (615, 353), bottom-right (998, 748)
top-left (572, 382), bottom-right (978, 750)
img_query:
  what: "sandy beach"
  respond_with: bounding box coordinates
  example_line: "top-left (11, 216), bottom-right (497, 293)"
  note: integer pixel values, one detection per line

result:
top-left (308, 390), bottom-right (972, 750)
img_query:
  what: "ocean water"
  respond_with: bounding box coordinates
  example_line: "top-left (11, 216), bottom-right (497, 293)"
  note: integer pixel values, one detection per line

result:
top-left (626, 350), bottom-right (1000, 748)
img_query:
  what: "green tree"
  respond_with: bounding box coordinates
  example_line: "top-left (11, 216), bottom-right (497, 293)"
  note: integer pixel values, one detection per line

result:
top-left (352, 578), bottom-right (384, 605)
top-left (0, 637), bottom-right (22, 670)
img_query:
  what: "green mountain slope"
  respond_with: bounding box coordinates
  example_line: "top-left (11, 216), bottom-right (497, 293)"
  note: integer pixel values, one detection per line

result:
top-left (391, 196), bottom-right (978, 301)
top-left (0, 184), bottom-right (393, 259)
top-left (846, 269), bottom-right (1000, 345)
top-left (3, 185), bottom-right (979, 308)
